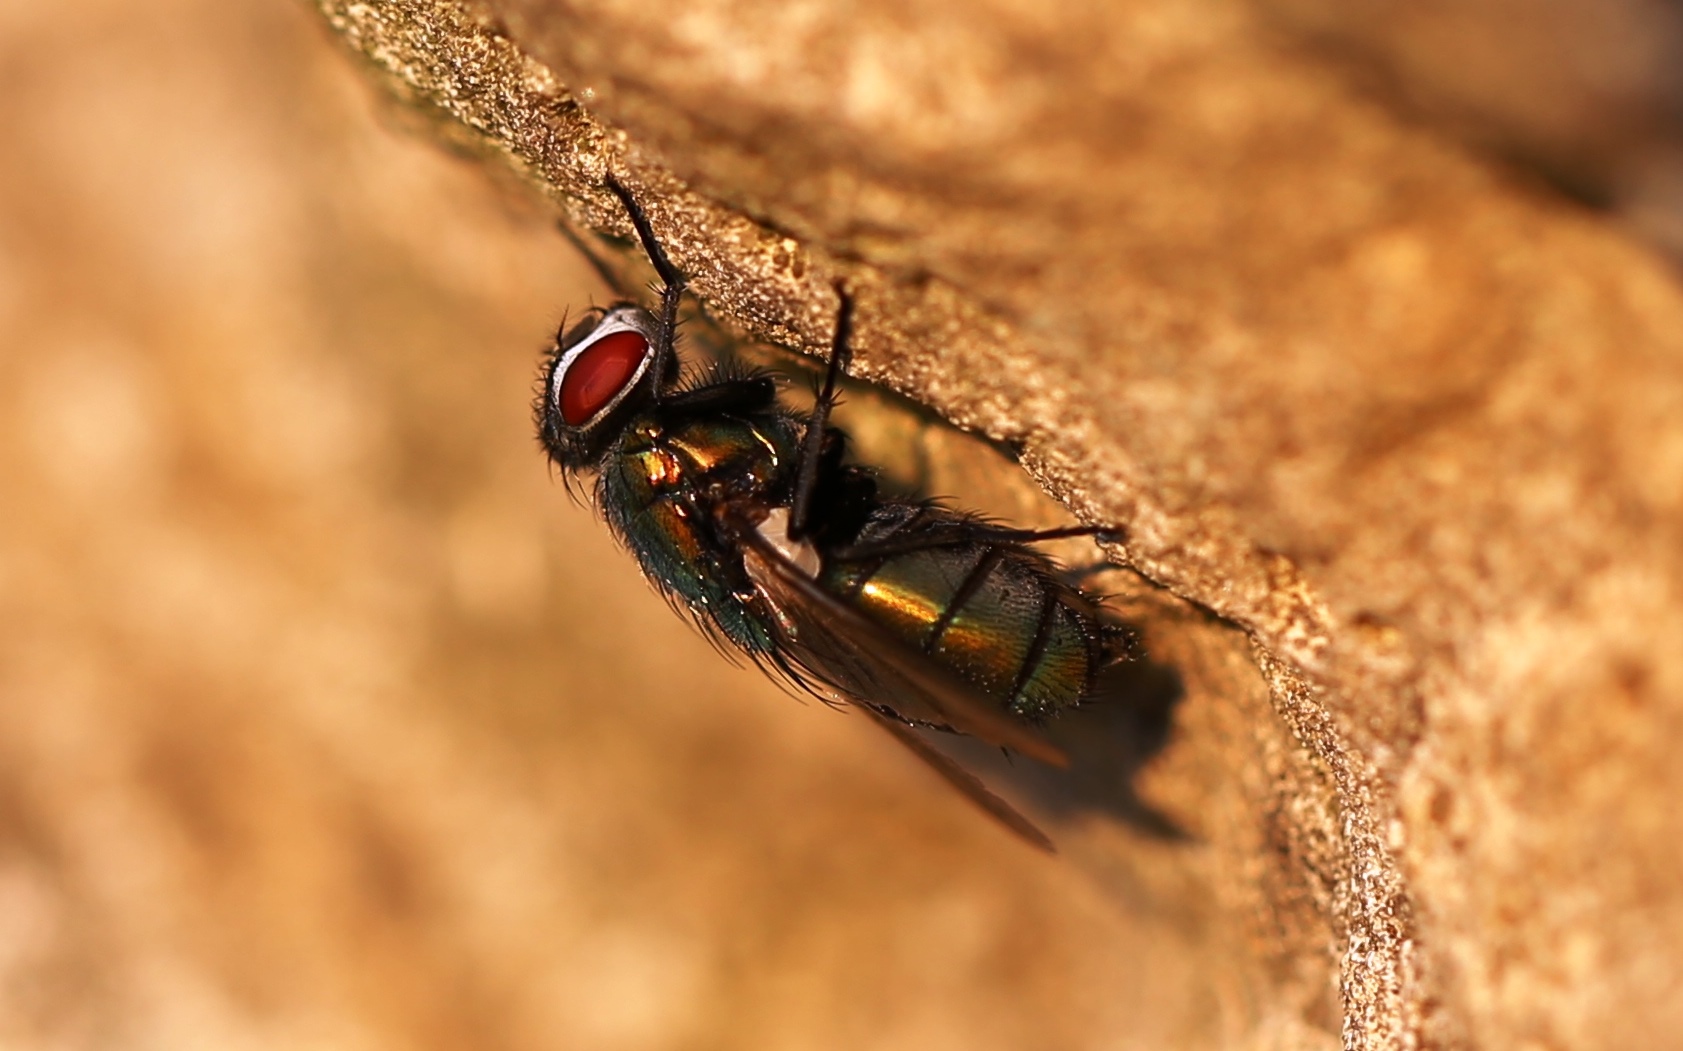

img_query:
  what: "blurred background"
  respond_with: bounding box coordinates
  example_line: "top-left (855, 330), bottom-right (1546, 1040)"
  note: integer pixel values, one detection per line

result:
top-left (0, 2), bottom-right (1208, 1048)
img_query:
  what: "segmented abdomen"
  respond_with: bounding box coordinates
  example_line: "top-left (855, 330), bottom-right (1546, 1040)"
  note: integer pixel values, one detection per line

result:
top-left (819, 505), bottom-right (1111, 722)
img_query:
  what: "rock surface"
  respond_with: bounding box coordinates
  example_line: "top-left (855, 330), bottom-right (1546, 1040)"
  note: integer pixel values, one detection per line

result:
top-left (311, 1), bottom-right (1683, 1048)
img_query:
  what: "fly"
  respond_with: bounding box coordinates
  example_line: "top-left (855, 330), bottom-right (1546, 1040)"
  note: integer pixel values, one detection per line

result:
top-left (536, 176), bottom-right (1136, 851)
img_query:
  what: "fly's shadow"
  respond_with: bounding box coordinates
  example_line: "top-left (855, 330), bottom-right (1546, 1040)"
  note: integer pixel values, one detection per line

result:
top-left (910, 643), bottom-right (1187, 840)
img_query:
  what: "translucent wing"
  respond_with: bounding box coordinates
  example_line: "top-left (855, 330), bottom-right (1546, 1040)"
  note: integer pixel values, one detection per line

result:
top-left (729, 512), bottom-right (1068, 767)
top-left (859, 704), bottom-right (1056, 853)
top-left (723, 506), bottom-right (1065, 848)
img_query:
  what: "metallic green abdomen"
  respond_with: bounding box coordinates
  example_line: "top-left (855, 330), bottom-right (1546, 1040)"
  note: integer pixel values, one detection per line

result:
top-left (821, 508), bottom-right (1103, 722)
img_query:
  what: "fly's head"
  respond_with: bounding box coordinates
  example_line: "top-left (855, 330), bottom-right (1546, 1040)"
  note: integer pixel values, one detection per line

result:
top-left (537, 303), bottom-right (670, 473)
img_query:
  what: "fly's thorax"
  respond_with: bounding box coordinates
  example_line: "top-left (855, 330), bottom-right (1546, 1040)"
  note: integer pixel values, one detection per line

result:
top-left (596, 424), bottom-right (784, 659)
top-left (595, 407), bottom-right (807, 652)
top-left (617, 412), bottom-right (801, 501)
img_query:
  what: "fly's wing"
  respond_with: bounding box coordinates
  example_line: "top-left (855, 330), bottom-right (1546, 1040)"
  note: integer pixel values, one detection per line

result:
top-left (859, 705), bottom-right (1056, 853)
top-left (729, 511), bottom-right (1069, 769)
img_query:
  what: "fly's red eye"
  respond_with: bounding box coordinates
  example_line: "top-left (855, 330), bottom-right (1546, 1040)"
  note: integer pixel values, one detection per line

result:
top-left (559, 330), bottom-right (650, 426)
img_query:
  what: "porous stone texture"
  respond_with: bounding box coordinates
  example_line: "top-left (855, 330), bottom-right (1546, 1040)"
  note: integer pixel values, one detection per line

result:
top-left (310, 1), bottom-right (1683, 1048)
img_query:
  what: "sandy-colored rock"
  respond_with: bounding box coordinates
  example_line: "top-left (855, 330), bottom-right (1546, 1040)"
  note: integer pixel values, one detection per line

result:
top-left (310, 0), bottom-right (1683, 1048)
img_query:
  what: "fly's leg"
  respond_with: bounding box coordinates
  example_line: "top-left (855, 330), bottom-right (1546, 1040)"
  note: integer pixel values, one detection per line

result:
top-left (603, 175), bottom-right (688, 402)
top-left (787, 282), bottom-right (854, 542)
top-left (557, 219), bottom-right (637, 299)
top-left (662, 375), bottom-right (780, 415)
top-left (831, 523), bottom-right (1124, 562)
top-left (1063, 560), bottom-right (1123, 588)
top-left (970, 524), bottom-right (1123, 545)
